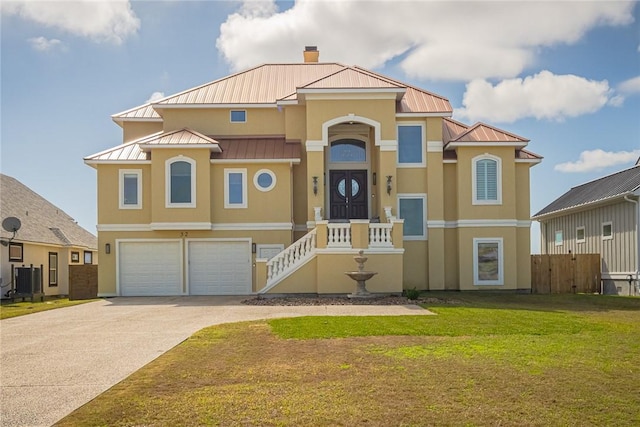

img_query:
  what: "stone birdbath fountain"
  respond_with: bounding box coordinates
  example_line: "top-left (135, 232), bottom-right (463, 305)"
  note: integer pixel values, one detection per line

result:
top-left (345, 250), bottom-right (378, 298)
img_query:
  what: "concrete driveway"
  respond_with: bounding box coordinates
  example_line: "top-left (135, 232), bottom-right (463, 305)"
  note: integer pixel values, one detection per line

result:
top-left (0, 296), bottom-right (429, 427)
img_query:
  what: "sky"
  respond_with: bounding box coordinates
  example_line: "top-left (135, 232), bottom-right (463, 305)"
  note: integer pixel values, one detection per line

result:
top-left (1, 0), bottom-right (639, 254)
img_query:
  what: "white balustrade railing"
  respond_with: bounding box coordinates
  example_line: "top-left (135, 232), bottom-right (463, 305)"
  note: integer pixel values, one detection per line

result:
top-left (369, 222), bottom-right (393, 247)
top-left (327, 223), bottom-right (352, 248)
top-left (266, 229), bottom-right (316, 285)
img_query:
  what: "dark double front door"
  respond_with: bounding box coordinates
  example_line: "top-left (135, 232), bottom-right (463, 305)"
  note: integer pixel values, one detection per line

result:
top-left (329, 170), bottom-right (368, 220)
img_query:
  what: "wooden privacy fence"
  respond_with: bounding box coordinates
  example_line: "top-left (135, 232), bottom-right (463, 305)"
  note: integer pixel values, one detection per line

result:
top-left (69, 264), bottom-right (98, 300)
top-left (531, 254), bottom-right (601, 294)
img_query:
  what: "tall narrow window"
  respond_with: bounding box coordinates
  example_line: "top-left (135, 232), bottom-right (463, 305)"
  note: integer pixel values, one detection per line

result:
top-left (49, 252), bottom-right (58, 286)
top-left (473, 238), bottom-right (503, 286)
top-left (119, 169), bottom-right (142, 209)
top-left (555, 230), bottom-right (563, 246)
top-left (576, 226), bottom-right (585, 243)
top-left (166, 157), bottom-right (196, 207)
top-left (602, 222), bottom-right (613, 240)
top-left (398, 194), bottom-right (427, 240)
top-left (225, 169), bottom-right (247, 208)
top-left (473, 155), bottom-right (502, 205)
top-left (397, 124), bottom-right (425, 166)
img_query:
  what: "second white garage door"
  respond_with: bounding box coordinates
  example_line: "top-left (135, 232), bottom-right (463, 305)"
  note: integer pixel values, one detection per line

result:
top-left (188, 240), bottom-right (252, 295)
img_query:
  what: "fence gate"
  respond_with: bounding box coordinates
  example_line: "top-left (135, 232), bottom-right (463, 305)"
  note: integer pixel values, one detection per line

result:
top-left (531, 254), bottom-right (601, 294)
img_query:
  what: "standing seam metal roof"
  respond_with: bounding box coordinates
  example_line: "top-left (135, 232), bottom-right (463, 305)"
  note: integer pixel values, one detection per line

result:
top-left (533, 165), bottom-right (640, 218)
top-left (116, 63), bottom-right (453, 115)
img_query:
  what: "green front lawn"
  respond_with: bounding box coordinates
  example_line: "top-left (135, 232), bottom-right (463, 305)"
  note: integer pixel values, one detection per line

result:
top-left (0, 297), bottom-right (95, 319)
top-left (57, 293), bottom-right (640, 426)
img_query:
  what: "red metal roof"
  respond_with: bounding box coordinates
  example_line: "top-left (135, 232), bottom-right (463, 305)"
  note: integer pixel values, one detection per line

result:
top-left (212, 137), bottom-right (301, 161)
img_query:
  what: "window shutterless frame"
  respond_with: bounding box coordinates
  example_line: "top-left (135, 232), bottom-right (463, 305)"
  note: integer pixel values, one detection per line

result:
top-left (396, 123), bottom-right (426, 167)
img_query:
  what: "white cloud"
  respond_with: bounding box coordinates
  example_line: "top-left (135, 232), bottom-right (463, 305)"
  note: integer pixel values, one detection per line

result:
top-left (618, 76), bottom-right (640, 94)
top-left (554, 149), bottom-right (640, 173)
top-left (455, 71), bottom-right (612, 123)
top-left (146, 92), bottom-right (165, 103)
top-left (216, 0), bottom-right (635, 81)
top-left (2, 0), bottom-right (139, 44)
top-left (28, 36), bottom-right (65, 52)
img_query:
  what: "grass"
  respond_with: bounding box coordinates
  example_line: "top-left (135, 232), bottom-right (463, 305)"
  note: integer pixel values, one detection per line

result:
top-left (0, 296), bottom-right (95, 319)
top-left (56, 293), bottom-right (640, 426)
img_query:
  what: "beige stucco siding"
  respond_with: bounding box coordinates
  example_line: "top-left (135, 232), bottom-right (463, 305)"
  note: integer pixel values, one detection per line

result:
top-left (150, 148), bottom-right (211, 224)
top-left (97, 164), bottom-right (152, 225)
top-left (211, 162), bottom-right (293, 224)
top-left (455, 147), bottom-right (517, 220)
top-left (305, 99), bottom-right (397, 141)
top-left (122, 122), bottom-right (163, 143)
top-left (402, 241), bottom-right (428, 290)
top-left (162, 108), bottom-right (286, 136)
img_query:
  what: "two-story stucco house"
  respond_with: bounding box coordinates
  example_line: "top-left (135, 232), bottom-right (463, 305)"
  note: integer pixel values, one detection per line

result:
top-left (85, 47), bottom-right (541, 297)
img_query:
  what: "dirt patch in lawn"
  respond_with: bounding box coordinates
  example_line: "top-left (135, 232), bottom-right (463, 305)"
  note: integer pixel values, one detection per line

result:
top-left (242, 295), bottom-right (463, 306)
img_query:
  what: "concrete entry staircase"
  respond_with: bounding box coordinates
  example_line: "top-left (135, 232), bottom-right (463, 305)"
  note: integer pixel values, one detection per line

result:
top-left (256, 219), bottom-right (404, 294)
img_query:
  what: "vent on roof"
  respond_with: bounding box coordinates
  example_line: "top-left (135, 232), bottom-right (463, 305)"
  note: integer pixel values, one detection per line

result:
top-left (303, 46), bottom-right (319, 63)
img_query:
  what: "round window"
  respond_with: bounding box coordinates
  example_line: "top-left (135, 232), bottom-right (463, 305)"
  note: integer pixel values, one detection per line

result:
top-left (253, 169), bottom-right (276, 192)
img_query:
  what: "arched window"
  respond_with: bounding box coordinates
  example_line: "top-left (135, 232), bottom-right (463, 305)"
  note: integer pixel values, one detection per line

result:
top-left (166, 157), bottom-right (196, 207)
top-left (330, 139), bottom-right (366, 163)
top-left (473, 155), bottom-right (501, 205)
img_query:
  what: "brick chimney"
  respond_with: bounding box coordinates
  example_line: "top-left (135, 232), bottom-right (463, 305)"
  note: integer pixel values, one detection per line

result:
top-left (303, 46), bottom-right (319, 63)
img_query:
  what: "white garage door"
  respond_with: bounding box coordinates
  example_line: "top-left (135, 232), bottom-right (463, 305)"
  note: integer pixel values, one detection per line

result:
top-left (119, 241), bottom-right (182, 296)
top-left (188, 240), bottom-right (251, 295)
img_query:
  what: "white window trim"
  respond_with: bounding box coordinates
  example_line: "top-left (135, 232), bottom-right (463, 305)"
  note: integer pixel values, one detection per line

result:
top-left (225, 168), bottom-right (248, 209)
top-left (472, 154), bottom-right (502, 205)
top-left (576, 226), bottom-right (585, 244)
top-left (256, 244), bottom-right (285, 261)
top-left (602, 221), bottom-right (613, 240)
top-left (253, 169), bottom-right (277, 192)
top-left (397, 193), bottom-right (427, 241)
top-left (396, 123), bottom-right (426, 168)
top-left (119, 169), bottom-right (142, 209)
top-left (230, 110), bottom-right (247, 123)
top-left (165, 156), bottom-right (196, 208)
top-left (473, 237), bottom-right (504, 286)
top-left (555, 230), bottom-right (563, 246)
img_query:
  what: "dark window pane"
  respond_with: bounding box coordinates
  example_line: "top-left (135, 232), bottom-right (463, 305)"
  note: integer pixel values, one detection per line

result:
top-left (171, 161), bottom-right (191, 203)
top-left (398, 126), bottom-right (422, 163)
top-left (330, 139), bottom-right (366, 162)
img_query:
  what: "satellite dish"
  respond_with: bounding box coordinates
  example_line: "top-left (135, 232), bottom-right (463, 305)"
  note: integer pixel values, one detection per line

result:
top-left (2, 217), bottom-right (21, 233)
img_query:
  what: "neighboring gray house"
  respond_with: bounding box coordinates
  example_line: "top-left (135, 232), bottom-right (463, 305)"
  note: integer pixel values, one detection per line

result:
top-left (532, 162), bottom-right (640, 295)
top-left (0, 174), bottom-right (97, 297)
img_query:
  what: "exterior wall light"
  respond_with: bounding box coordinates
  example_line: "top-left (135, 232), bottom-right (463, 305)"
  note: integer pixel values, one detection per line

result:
top-left (313, 176), bottom-right (318, 196)
top-left (386, 175), bottom-right (392, 195)
top-left (105, 243), bottom-right (111, 254)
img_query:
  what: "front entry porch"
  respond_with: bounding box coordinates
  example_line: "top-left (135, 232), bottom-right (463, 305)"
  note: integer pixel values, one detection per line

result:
top-left (256, 218), bottom-right (404, 295)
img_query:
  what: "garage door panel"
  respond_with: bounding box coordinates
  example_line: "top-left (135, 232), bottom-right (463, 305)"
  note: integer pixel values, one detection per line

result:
top-left (188, 241), bottom-right (251, 295)
top-left (119, 241), bottom-right (182, 296)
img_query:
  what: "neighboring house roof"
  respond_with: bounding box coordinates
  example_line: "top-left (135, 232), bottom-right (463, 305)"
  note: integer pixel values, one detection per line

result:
top-left (0, 174), bottom-right (97, 249)
top-left (114, 63), bottom-right (453, 122)
top-left (211, 138), bottom-right (301, 162)
top-left (533, 164), bottom-right (640, 219)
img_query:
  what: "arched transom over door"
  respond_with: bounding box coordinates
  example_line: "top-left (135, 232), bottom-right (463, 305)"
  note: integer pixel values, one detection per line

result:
top-left (328, 138), bottom-right (369, 220)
